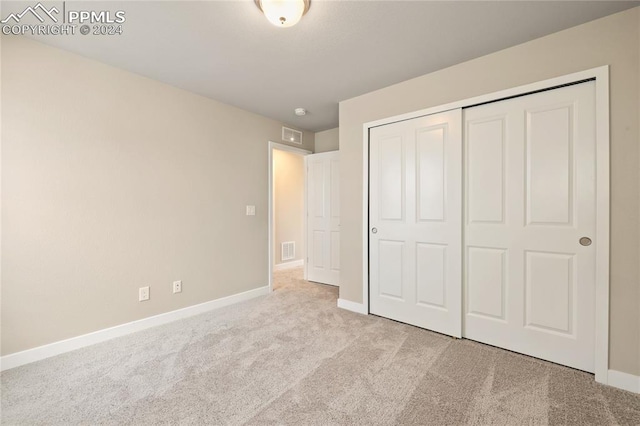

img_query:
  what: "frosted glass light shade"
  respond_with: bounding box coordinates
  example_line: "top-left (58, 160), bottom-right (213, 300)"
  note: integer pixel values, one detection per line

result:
top-left (258, 0), bottom-right (307, 28)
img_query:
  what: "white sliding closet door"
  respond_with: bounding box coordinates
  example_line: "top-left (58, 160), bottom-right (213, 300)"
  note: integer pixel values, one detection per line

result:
top-left (369, 109), bottom-right (462, 338)
top-left (463, 82), bottom-right (596, 372)
top-left (307, 151), bottom-right (340, 286)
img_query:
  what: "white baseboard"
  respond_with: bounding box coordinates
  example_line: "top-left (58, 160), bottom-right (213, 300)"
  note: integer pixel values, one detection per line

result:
top-left (273, 259), bottom-right (304, 271)
top-left (337, 298), bottom-right (368, 315)
top-left (608, 369), bottom-right (640, 394)
top-left (0, 285), bottom-right (269, 372)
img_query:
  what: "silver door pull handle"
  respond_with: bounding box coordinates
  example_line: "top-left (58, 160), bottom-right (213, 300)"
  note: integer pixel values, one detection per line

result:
top-left (371, 228), bottom-right (378, 234)
top-left (579, 237), bottom-right (592, 246)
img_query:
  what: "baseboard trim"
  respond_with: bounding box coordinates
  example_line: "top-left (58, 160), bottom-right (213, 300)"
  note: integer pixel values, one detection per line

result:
top-left (273, 259), bottom-right (304, 271)
top-left (608, 369), bottom-right (640, 394)
top-left (0, 285), bottom-right (269, 372)
top-left (337, 298), bottom-right (368, 315)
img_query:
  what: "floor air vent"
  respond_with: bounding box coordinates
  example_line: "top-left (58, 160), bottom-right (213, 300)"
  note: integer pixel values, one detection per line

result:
top-left (281, 241), bottom-right (295, 261)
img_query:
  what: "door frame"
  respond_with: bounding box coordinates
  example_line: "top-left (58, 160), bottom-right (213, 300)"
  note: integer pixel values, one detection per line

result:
top-left (268, 141), bottom-right (312, 292)
top-left (361, 66), bottom-right (610, 384)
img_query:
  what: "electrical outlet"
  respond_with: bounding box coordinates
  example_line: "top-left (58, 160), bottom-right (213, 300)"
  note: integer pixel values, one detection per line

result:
top-left (139, 286), bottom-right (150, 302)
top-left (246, 205), bottom-right (256, 216)
top-left (173, 280), bottom-right (182, 294)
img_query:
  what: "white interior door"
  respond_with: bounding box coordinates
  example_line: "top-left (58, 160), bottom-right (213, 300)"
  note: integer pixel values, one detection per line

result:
top-left (463, 82), bottom-right (596, 372)
top-left (306, 151), bottom-right (340, 286)
top-left (369, 109), bottom-right (462, 337)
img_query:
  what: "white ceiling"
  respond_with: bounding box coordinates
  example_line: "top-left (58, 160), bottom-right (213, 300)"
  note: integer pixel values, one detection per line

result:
top-left (5, 0), bottom-right (638, 131)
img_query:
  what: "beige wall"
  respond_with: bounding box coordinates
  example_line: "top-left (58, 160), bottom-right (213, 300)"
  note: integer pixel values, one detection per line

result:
top-left (273, 149), bottom-right (304, 265)
top-left (0, 37), bottom-right (314, 356)
top-left (339, 8), bottom-right (640, 375)
top-left (314, 127), bottom-right (339, 153)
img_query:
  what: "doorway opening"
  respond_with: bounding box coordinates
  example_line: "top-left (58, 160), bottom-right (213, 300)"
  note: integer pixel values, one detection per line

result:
top-left (268, 142), bottom-right (311, 292)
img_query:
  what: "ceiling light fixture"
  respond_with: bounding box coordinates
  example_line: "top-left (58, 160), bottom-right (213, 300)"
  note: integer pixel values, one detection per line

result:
top-left (255, 0), bottom-right (311, 28)
top-left (294, 108), bottom-right (307, 116)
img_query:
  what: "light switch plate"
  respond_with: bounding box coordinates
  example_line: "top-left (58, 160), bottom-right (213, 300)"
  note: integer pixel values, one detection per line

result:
top-left (246, 205), bottom-right (256, 216)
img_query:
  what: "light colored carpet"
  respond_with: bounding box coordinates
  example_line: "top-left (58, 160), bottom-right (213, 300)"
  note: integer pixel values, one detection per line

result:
top-left (2, 267), bottom-right (639, 425)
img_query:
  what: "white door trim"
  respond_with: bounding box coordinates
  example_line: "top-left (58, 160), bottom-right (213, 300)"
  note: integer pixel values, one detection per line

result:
top-left (268, 141), bottom-right (312, 292)
top-left (361, 66), bottom-right (610, 385)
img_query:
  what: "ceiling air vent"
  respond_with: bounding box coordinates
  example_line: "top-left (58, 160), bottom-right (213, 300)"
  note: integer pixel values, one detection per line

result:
top-left (282, 126), bottom-right (302, 145)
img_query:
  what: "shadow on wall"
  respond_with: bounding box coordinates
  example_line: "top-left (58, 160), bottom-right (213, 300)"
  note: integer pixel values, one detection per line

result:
top-left (314, 128), bottom-right (339, 153)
